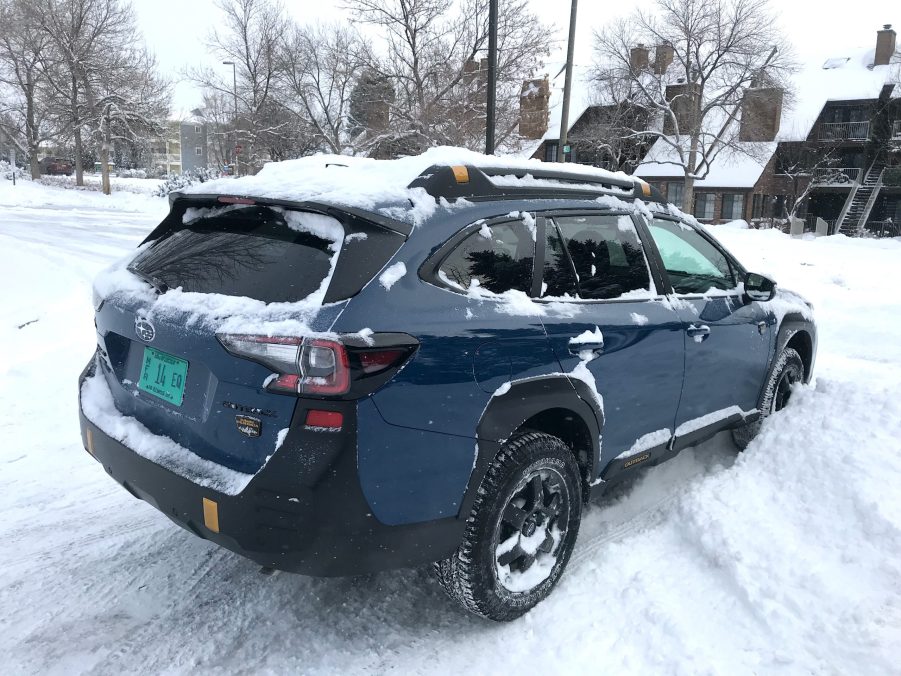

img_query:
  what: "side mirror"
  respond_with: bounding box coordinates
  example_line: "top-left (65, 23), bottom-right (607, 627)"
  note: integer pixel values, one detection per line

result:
top-left (744, 272), bottom-right (776, 302)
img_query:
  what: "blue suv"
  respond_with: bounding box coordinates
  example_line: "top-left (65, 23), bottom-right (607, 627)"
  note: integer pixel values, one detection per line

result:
top-left (79, 161), bottom-right (816, 621)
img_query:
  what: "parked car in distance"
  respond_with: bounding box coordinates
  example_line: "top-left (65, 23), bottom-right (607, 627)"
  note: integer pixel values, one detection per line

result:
top-left (79, 157), bottom-right (816, 621)
top-left (39, 156), bottom-right (74, 176)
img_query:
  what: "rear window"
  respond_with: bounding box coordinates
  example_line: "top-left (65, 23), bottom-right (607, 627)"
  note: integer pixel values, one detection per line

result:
top-left (129, 206), bottom-right (343, 305)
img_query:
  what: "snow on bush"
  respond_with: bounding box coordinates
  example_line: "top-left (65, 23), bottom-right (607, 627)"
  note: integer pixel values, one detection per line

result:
top-left (154, 167), bottom-right (222, 197)
top-left (116, 168), bottom-right (147, 179)
top-left (0, 160), bottom-right (27, 181)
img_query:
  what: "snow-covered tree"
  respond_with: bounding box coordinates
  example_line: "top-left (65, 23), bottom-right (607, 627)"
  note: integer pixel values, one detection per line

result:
top-left (593, 0), bottom-right (794, 211)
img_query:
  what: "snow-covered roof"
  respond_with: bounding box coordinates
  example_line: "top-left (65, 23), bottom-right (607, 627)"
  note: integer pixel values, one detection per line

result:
top-left (184, 146), bottom-right (638, 224)
top-left (538, 62), bottom-right (596, 144)
top-left (635, 140), bottom-right (777, 188)
top-left (777, 47), bottom-right (899, 141)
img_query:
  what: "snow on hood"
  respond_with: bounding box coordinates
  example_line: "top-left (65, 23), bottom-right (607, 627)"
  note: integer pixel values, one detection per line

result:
top-left (183, 146), bottom-right (638, 225)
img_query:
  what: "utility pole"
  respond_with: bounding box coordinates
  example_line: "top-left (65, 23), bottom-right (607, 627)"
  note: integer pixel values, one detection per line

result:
top-left (558, 0), bottom-right (578, 163)
top-left (222, 61), bottom-right (239, 176)
top-left (485, 0), bottom-right (498, 155)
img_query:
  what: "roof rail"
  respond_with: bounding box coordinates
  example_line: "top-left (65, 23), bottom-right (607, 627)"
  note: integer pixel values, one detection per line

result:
top-left (407, 164), bottom-right (665, 204)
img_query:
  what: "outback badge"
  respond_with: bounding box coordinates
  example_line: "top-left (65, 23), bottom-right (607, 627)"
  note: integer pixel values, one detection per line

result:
top-left (235, 415), bottom-right (262, 438)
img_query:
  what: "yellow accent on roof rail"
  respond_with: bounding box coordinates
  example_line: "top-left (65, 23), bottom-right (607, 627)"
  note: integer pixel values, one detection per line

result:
top-left (637, 180), bottom-right (651, 197)
top-left (202, 497), bottom-right (220, 533)
top-left (451, 166), bottom-right (470, 184)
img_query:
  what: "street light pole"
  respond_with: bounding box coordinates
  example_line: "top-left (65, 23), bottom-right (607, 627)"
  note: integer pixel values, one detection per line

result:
top-left (485, 0), bottom-right (498, 155)
top-left (559, 0), bottom-right (578, 164)
top-left (222, 61), bottom-right (239, 176)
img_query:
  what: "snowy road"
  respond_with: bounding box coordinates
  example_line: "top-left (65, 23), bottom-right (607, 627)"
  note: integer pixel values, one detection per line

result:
top-left (1, 188), bottom-right (900, 675)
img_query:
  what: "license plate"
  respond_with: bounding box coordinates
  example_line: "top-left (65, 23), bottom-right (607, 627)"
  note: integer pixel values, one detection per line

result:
top-left (138, 347), bottom-right (188, 406)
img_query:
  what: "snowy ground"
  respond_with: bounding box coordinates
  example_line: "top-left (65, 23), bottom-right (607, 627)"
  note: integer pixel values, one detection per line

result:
top-left (1, 181), bottom-right (899, 675)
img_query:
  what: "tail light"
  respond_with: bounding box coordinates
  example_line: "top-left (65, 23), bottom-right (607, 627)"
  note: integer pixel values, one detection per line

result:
top-left (217, 333), bottom-right (417, 398)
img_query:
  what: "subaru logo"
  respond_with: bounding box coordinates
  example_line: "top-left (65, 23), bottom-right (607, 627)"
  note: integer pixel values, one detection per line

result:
top-left (135, 317), bottom-right (156, 342)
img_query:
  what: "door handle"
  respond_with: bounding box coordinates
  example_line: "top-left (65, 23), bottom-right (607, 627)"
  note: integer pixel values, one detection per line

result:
top-left (568, 341), bottom-right (605, 355)
top-left (686, 324), bottom-right (711, 341)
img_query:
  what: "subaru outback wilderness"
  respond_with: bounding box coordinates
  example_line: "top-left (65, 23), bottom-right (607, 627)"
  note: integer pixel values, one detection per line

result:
top-left (79, 156), bottom-right (816, 621)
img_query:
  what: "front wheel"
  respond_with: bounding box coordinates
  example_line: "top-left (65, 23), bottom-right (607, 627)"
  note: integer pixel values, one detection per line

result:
top-left (732, 347), bottom-right (804, 450)
top-left (433, 432), bottom-right (582, 621)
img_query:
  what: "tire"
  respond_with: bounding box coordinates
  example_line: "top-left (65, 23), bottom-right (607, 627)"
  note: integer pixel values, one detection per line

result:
top-left (732, 347), bottom-right (804, 450)
top-left (433, 432), bottom-right (582, 621)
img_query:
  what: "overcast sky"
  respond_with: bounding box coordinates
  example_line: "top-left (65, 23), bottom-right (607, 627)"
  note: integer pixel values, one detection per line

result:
top-left (130, 0), bottom-right (896, 115)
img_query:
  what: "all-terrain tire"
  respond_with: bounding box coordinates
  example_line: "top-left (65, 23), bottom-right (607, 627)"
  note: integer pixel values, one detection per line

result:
top-left (433, 432), bottom-right (582, 622)
top-left (732, 347), bottom-right (804, 450)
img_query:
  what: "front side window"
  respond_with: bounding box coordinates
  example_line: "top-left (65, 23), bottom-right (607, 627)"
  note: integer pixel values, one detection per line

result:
top-left (546, 214), bottom-right (653, 300)
top-left (438, 221), bottom-right (535, 294)
top-left (721, 193), bottom-right (745, 220)
top-left (647, 218), bottom-right (736, 294)
top-left (694, 193), bottom-right (715, 220)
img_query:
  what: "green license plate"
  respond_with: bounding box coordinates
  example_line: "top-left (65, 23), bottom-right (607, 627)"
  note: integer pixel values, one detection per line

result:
top-left (138, 347), bottom-right (188, 406)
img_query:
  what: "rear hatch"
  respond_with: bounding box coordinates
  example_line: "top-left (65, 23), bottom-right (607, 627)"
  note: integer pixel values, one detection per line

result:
top-left (92, 198), bottom-right (405, 474)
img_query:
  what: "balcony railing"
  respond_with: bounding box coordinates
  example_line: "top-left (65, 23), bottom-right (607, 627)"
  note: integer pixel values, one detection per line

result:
top-left (818, 121), bottom-right (870, 141)
top-left (812, 167), bottom-right (861, 184)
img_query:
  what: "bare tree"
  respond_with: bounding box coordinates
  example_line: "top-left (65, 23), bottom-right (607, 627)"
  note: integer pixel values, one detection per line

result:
top-left (346, 0), bottom-right (552, 156)
top-left (594, 0), bottom-right (794, 211)
top-left (0, 0), bottom-right (62, 178)
top-left (186, 0), bottom-right (289, 173)
top-left (277, 23), bottom-right (371, 155)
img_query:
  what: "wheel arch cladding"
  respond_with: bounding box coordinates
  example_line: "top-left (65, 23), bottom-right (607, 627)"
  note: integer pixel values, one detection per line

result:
top-left (776, 315), bottom-right (816, 383)
top-left (463, 376), bottom-right (602, 517)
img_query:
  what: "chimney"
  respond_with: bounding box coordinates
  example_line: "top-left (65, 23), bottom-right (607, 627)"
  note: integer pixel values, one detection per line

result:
top-left (519, 77), bottom-right (550, 139)
top-left (630, 45), bottom-right (650, 72)
top-left (654, 43), bottom-right (673, 75)
top-left (875, 24), bottom-right (896, 66)
top-left (664, 82), bottom-right (701, 135)
top-left (740, 86), bottom-right (784, 141)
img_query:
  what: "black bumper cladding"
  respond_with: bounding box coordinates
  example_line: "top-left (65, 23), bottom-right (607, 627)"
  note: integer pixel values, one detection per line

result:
top-left (78, 363), bottom-right (462, 577)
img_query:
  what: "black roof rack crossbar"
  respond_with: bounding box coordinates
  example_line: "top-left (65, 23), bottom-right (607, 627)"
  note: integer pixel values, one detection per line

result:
top-left (407, 164), bottom-right (664, 204)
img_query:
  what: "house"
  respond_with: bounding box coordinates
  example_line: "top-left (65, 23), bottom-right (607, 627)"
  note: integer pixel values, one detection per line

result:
top-left (520, 25), bottom-right (901, 234)
top-left (148, 119), bottom-right (209, 176)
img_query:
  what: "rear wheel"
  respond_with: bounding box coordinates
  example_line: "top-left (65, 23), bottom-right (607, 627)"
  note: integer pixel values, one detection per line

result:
top-left (732, 347), bottom-right (804, 450)
top-left (433, 432), bottom-right (582, 621)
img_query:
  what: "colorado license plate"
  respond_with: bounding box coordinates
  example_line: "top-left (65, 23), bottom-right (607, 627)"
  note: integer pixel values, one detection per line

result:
top-left (138, 347), bottom-right (188, 406)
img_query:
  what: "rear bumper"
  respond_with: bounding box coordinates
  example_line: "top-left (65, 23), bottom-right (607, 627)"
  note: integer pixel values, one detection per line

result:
top-left (78, 360), bottom-right (463, 576)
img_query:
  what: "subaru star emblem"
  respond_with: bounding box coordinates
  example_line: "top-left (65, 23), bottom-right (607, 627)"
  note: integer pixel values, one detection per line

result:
top-left (135, 317), bottom-right (156, 342)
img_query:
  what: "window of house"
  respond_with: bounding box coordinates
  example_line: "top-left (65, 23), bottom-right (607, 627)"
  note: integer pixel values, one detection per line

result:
top-left (773, 195), bottom-right (786, 219)
top-left (694, 193), bottom-right (715, 220)
top-left (667, 182), bottom-right (684, 207)
top-left (545, 143), bottom-right (558, 163)
top-left (438, 221), bottom-right (535, 294)
top-left (194, 125), bottom-right (202, 133)
top-left (543, 214), bottom-right (652, 300)
top-left (721, 193), bottom-right (745, 220)
top-left (647, 218), bottom-right (736, 294)
top-left (195, 147), bottom-right (203, 156)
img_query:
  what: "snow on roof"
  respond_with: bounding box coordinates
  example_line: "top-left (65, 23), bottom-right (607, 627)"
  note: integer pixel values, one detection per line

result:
top-left (635, 139), bottom-right (777, 188)
top-left (184, 146), bottom-right (637, 223)
top-left (540, 62), bottom-right (596, 142)
top-left (777, 47), bottom-right (899, 141)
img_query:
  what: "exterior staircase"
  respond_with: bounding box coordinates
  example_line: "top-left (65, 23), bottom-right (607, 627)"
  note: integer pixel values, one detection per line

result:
top-left (836, 160), bottom-right (885, 234)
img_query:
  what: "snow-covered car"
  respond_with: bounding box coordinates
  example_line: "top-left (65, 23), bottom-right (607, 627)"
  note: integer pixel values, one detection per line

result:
top-left (78, 150), bottom-right (816, 621)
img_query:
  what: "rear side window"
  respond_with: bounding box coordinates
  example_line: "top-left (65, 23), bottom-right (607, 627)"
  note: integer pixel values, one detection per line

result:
top-left (548, 214), bottom-right (653, 300)
top-left (438, 221), bottom-right (535, 294)
top-left (647, 218), bottom-right (736, 294)
top-left (130, 206), bottom-right (342, 304)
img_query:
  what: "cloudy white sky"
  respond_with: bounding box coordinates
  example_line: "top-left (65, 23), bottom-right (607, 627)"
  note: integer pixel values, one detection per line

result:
top-left (131, 0), bottom-right (896, 115)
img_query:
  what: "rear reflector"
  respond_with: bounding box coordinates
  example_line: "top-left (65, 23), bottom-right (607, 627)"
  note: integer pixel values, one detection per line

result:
top-left (305, 410), bottom-right (344, 429)
top-left (202, 497), bottom-right (220, 533)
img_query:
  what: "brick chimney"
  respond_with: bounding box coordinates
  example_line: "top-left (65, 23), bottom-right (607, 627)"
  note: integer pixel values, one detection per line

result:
top-left (664, 82), bottom-right (701, 134)
top-left (740, 86), bottom-right (784, 141)
top-left (630, 45), bottom-right (650, 72)
top-left (654, 43), bottom-right (673, 75)
top-left (875, 24), bottom-right (896, 66)
top-left (519, 77), bottom-right (550, 139)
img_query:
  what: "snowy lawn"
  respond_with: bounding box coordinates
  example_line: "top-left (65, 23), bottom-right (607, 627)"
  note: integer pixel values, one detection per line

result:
top-left (0, 181), bottom-right (899, 675)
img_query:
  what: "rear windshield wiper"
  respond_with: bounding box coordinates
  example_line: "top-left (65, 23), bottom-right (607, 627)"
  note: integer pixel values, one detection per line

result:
top-left (127, 266), bottom-right (170, 295)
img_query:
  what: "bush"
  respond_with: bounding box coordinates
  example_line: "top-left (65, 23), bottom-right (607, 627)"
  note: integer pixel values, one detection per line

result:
top-left (153, 167), bottom-right (222, 196)
top-left (116, 168), bottom-right (148, 179)
top-left (0, 160), bottom-right (28, 181)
